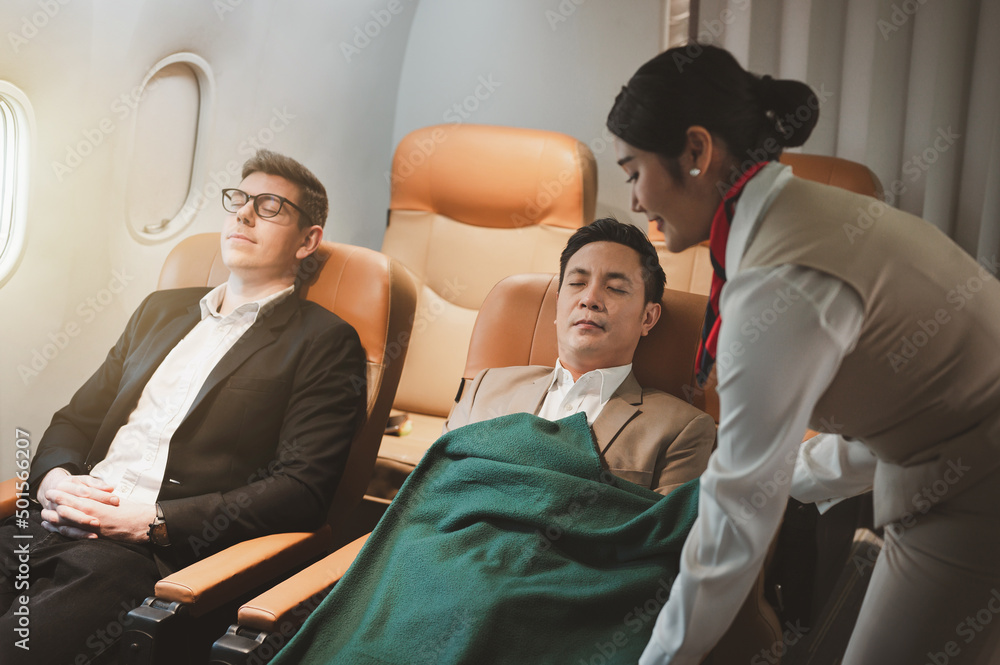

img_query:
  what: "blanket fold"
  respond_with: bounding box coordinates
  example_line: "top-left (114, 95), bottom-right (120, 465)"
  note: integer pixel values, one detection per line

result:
top-left (272, 412), bottom-right (699, 665)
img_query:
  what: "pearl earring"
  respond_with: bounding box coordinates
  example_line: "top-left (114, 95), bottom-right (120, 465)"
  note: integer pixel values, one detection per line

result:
top-left (689, 167), bottom-right (702, 177)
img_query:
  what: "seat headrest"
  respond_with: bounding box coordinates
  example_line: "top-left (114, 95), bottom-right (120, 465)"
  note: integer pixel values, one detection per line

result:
top-left (465, 273), bottom-right (710, 412)
top-left (778, 153), bottom-right (883, 199)
top-left (389, 124), bottom-right (597, 230)
top-left (157, 233), bottom-right (409, 367)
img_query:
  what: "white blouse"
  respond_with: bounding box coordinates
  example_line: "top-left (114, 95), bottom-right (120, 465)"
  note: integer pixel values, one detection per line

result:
top-left (640, 162), bottom-right (878, 664)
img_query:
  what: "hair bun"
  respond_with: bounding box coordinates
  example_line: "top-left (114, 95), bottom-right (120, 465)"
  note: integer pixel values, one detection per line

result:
top-left (756, 75), bottom-right (778, 102)
top-left (755, 74), bottom-right (819, 148)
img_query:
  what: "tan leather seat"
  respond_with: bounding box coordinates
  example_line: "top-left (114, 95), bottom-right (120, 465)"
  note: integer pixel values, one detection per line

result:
top-left (370, 123), bottom-right (597, 500)
top-left (118, 232), bottom-right (417, 662)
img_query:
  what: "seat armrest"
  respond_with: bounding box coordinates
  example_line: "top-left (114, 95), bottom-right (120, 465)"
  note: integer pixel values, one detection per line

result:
top-left (0, 478), bottom-right (17, 520)
top-left (153, 527), bottom-right (333, 617)
top-left (237, 533), bottom-right (370, 632)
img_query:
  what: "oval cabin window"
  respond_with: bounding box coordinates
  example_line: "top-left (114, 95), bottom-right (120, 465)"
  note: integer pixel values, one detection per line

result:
top-left (124, 53), bottom-right (215, 242)
top-left (0, 83), bottom-right (32, 287)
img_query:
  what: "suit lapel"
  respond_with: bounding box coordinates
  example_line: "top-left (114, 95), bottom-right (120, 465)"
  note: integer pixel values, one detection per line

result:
top-left (507, 372), bottom-right (552, 416)
top-left (183, 295), bottom-right (300, 420)
top-left (94, 298), bottom-right (204, 458)
top-left (592, 372), bottom-right (643, 454)
top-left (130, 302), bottom-right (203, 389)
top-left (508, 374), bottom-right (551, 415)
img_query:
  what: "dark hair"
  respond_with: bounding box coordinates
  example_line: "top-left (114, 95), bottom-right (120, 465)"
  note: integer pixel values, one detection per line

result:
top-left (607, 44), bottom-right (819, 172)
top-left (241, 149), bottom-right (329, 229)
top-left (559, 217), bottom-right (666, 305)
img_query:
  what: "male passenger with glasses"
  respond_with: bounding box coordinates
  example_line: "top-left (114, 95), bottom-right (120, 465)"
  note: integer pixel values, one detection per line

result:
top-left (0, 150), bottom-right (367, 664)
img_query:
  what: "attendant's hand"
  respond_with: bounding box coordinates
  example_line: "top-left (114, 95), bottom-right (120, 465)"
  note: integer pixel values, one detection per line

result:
top-left (39, 470), bottom-right (155, 543)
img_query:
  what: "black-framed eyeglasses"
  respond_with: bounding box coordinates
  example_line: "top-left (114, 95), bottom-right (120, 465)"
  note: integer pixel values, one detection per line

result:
top-left (221, 188), bottom-right (310, 225)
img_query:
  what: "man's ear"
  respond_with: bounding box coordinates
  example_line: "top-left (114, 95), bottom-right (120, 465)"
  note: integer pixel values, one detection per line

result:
top-left (640, 301), bottom-right (661, 336)
top-left (296, 225), bottom-right (324, 260)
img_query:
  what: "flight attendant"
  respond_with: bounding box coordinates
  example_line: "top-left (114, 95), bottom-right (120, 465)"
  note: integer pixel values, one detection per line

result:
top-left (608, 44), bottom-right (1000, 664)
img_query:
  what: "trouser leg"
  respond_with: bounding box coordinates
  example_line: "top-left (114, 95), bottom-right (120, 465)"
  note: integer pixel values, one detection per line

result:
top-left (0, 512), bottom-right (162, 665)
top-left (843, 476), bottom-right (1000, 665)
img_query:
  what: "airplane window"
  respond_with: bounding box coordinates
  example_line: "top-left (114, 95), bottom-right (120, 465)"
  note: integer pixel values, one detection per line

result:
top-left (0, 83), bottom-right (31, 288)
top-left (665, 0), bottom-right (691, 48)
top-left (123, 53), bottom-right (215, 242)
top-left (126, 62), bottom-right (198, 237)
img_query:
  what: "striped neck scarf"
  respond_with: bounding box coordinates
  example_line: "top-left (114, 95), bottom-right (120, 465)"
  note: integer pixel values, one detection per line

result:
top-left (695, 161), bottom-right (770, 387)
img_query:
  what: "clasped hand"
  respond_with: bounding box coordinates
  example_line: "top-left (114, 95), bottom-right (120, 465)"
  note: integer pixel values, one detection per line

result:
top-left (37, 468), bottom-right (154, 543)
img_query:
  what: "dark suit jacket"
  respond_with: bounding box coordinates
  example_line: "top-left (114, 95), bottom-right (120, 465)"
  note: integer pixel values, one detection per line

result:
top-left (444, 366), bottom-right (715, 496)
top-left (29, 287), bottom-right (367, 565)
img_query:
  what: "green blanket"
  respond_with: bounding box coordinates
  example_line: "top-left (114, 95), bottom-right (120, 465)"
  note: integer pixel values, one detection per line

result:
top-left (272, 412), bottom-right (699, 665)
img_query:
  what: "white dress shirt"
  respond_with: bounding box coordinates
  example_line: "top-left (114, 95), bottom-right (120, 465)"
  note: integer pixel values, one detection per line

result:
top-left (641, 162), bottom-right (876, 664)
top-left (90, 283), bottom-right (294, 507)
top-left (536, 359), bottom-right (632, 426)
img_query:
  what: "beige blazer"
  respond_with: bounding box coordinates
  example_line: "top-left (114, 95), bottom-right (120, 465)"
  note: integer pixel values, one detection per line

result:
top-left (444, 366), bottom-right (715, 496)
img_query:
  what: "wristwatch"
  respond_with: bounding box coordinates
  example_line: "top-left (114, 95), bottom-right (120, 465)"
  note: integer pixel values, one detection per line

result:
top-left (147, 503), bottom-right (171, 547)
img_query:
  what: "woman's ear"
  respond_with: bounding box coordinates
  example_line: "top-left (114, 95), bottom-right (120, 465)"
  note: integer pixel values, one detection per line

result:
top-left (684, 126), bottom-right (715, 175)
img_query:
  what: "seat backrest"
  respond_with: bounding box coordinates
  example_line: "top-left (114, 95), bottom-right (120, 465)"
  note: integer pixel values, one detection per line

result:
top-left (382, 123), bottom-right (597, 418)
top-left (778, 153), bottom-right (884, 198)
top-left (463, 273), bottom-right (710, 413)
top-left (158, 233), bottom-right (418, 534)
top-left (647, 152), bottom-right (885, 297)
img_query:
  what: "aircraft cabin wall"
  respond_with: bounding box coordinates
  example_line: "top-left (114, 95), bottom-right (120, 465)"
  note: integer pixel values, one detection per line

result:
top-left (0, 0), bottom-right (663, 481)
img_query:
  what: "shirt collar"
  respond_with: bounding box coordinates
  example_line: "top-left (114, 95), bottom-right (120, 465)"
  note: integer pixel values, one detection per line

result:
top-left (726, 161), bottom-right (795, 273)
top-left (199, 283), bottom-right (296, 322)
top-left (550, 358), bottom-right (633, 403)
